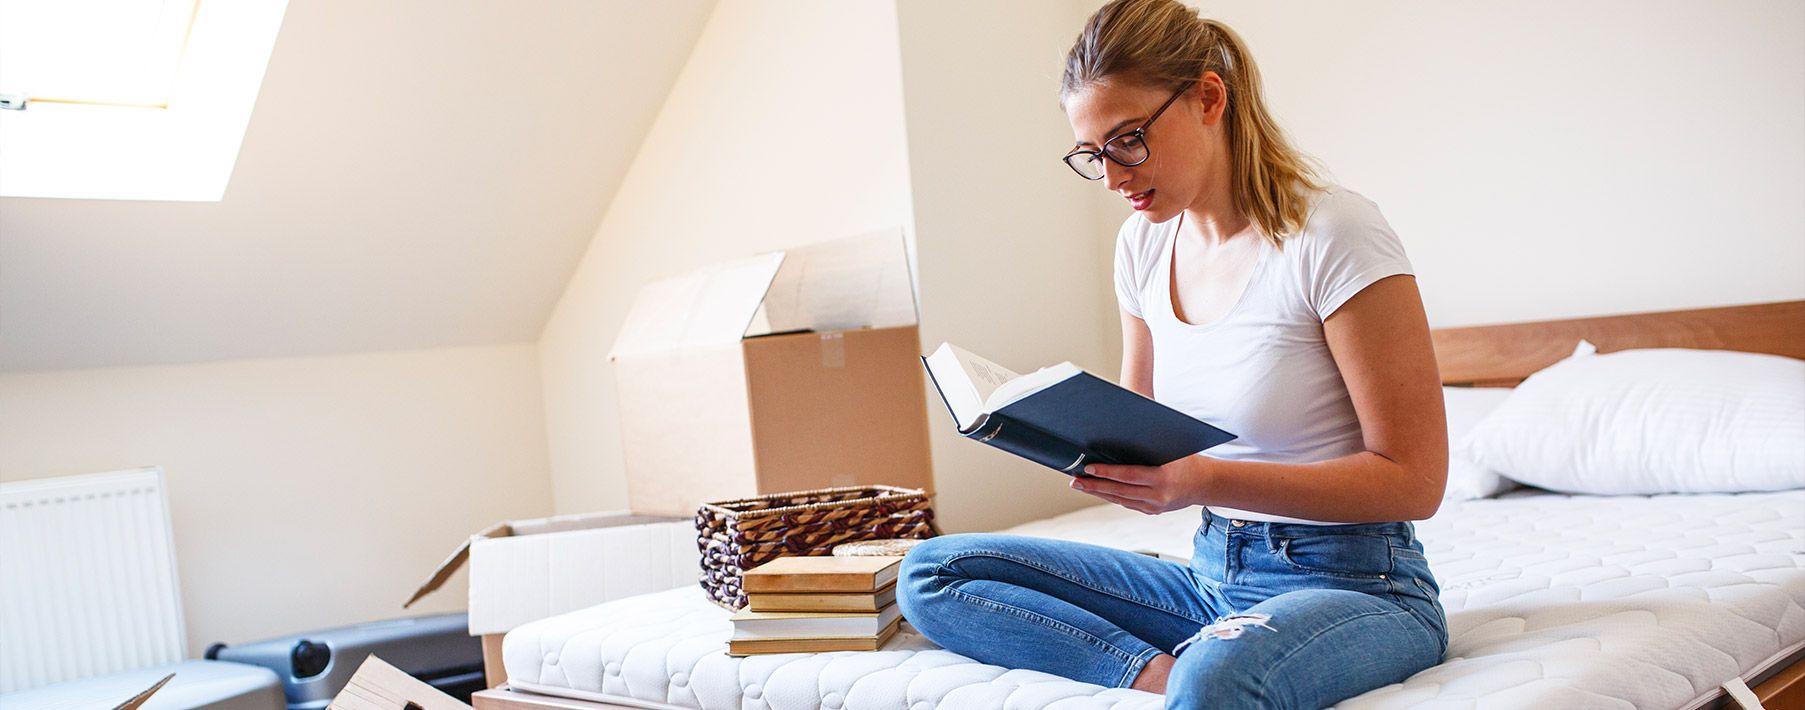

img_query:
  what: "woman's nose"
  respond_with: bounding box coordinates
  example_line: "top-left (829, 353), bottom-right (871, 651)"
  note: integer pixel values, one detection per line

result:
top-left (1100, 159), bottom-right (1131, 190)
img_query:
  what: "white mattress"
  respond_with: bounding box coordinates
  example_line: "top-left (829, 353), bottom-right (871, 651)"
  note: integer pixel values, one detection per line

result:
top-left (502, 490), bottom-right (1805, 709)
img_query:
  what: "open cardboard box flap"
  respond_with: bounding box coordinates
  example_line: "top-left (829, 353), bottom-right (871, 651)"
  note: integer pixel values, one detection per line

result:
top-left (609, 228), bottom-right (915, 361)
top-left (328, 656), bottom-right (470, 710)
top-left (112, 673), bottom-right (175, 710)
top-left (404, 511), bottom-right (676, 609)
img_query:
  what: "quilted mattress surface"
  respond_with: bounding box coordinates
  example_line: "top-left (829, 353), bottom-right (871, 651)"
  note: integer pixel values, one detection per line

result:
top-left (503, 491), bottom-right (1805, 709)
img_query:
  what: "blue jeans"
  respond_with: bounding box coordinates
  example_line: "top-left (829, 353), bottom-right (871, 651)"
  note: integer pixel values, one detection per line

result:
top-left (897, 509), bottom-right (1448, 709)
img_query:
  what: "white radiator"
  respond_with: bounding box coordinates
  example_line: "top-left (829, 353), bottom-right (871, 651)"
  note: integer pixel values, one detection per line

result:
top-left (0, 467), bottom-right (187, 693)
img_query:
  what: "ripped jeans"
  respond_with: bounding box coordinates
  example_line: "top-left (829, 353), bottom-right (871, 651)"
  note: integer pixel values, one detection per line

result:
top-left (896, 509), bottom-right (1448, 709)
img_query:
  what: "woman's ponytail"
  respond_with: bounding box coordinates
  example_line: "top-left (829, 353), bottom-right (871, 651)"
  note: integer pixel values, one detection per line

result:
top-left (1063, 0), bottom-right (1323, 246)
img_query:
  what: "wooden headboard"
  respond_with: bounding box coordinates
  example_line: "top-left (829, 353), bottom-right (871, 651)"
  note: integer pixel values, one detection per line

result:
top-left (1431, 300), bottom-right (1805, 387)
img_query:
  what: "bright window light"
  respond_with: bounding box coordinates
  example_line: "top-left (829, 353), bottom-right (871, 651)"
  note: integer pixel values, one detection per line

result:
top-left (0, 0), bottom-right (288, 201)
top-left (0, 0), bottom-right (198, 108)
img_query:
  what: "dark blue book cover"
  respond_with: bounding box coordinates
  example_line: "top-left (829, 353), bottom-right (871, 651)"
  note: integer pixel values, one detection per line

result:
top-left (922, 355), bottom-right (1236, 475)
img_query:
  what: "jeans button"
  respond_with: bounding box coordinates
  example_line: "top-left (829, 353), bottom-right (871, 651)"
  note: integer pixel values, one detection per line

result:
top-left (1230, 520), bottom-right (1245, 528)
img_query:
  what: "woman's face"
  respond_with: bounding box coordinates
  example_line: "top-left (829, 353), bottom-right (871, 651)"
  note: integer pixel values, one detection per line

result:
top-left (1064, 74), bottom-right (1227, 224)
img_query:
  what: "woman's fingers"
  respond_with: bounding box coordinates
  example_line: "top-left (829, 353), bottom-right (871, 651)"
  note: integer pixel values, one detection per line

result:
top-left (1083, 463), bottom-right (1157, 484)
top-left (1071, 473), bottom-right (1153, 503)
top-left (1072, 484), bottom-right (1157, 514)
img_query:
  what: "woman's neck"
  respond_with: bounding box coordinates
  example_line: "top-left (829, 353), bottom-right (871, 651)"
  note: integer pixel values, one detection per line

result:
top-left (1179, 187), bottom-right (1251, 247)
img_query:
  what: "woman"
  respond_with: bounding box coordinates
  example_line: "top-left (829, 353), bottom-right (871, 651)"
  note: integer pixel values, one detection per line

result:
top-left (896, 1), bottom-right (1449, 707)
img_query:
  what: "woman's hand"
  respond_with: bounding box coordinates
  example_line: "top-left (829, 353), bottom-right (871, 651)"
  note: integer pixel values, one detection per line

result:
top-left (1070, 456), bottom-right (1216, 515)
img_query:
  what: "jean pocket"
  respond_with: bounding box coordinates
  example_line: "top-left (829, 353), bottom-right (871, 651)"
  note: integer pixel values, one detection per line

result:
top-left (1276, 533), bottom-right (1394, 580)
top-left (1389, 546), bottom-right (1431, 570)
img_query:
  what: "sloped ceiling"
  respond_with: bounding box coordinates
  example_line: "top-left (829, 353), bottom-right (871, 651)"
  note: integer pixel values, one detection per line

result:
top-left (0, 0), bottom-right (715, 372)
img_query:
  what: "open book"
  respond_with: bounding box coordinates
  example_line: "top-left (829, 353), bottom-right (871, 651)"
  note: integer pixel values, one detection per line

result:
top-left (921, 343), bottom-right (1236, 475)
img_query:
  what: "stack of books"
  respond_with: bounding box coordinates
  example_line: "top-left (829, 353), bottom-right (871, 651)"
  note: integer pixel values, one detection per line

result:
top-left (728, 555), bottom-right (903, 655)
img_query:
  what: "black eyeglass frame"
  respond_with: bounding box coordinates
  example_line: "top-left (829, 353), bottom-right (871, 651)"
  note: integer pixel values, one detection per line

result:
top-left (1062, 84), bottom-right (1191, 180)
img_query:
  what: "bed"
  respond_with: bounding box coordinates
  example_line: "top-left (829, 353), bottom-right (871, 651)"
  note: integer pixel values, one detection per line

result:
top-left (473, 301), bottom-right (1805, 710)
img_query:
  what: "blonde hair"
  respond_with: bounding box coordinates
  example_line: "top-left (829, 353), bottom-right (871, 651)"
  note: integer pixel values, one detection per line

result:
top-left (1062, 0), bottom-right (1323, 246)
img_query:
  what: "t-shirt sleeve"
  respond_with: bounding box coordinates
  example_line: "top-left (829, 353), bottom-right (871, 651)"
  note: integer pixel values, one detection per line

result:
top-left (1300, 190), bottom-right (1414, 320)
top-left (1113, 216), bottom-right (1148, 319)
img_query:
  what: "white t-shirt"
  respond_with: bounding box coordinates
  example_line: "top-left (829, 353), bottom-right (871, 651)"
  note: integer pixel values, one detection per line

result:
top-left (1114, 186), bottom-right (1413, 524)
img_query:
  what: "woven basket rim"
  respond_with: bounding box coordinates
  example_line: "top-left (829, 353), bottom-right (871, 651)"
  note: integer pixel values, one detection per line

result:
top-left (697, 484), bottom-right (932, 519)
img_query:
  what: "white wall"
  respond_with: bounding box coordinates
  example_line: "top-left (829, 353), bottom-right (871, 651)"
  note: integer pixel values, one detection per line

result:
top-left (11, 7), bottom-right (1794, 658)
top-left (538, 0), bottom-right (915, 515)
top-left (0, 0), bottom-right (714, 372)
top-left (1088, 0), bottom-right (1805, 337)
top-left (0, 0), bottom-right (699, 658)
top-left (0, 344), bottom-right (552, 655)
top-left (897, 1), bottom-right (1117, 532)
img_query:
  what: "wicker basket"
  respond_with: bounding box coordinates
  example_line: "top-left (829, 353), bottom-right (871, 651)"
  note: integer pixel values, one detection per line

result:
top-left (695, 485), bottom-right (938, 610)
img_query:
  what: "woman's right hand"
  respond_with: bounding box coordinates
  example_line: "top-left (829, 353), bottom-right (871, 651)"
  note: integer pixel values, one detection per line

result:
top-left (1070, 455), bottom-right (1216, 515)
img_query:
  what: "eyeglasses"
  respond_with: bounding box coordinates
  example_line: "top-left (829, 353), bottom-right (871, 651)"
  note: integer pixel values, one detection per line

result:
top-left (1062, 84), bottom-right (1190, 181)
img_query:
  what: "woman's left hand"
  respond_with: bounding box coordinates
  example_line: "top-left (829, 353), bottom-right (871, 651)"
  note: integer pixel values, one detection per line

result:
top-left (1071, 456), bottom-right (1215, 515)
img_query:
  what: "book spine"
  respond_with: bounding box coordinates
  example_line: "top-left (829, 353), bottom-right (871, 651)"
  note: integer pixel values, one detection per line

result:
top-left (965, 413), bottom-right (1102, 476)
top-left (743, 573), bottom-right (872, 594)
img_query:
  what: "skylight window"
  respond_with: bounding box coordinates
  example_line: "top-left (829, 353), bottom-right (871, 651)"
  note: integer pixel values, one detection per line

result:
top-left (0, 0), bottom-right (288, 201)
top-left (0, 0), bottom-right (198, 108)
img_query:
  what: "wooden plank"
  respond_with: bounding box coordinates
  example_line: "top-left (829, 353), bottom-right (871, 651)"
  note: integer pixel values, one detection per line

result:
top-left (1432, 301), bottom-right (1805, 386)
top-left (481, 634), bottom-right (506, 689)
top-left (1756, 655), bottom-right (1805, 710)
top-left (471, 687), bottom-right (642, 710)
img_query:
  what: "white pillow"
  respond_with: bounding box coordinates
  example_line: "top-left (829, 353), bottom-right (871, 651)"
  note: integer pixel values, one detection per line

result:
top-left (1441, 386), bottom-right (1516, 500)
top-left (1465, 341), bottom-right (1805, 495)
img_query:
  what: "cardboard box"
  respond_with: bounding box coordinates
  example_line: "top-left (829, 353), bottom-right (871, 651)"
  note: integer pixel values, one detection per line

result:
top-left (329, 656), bottom-right (469, 710)
top-left (608, 229), bottom-right (935, 517)
top-left (406, 510), bottom-right (696, 647)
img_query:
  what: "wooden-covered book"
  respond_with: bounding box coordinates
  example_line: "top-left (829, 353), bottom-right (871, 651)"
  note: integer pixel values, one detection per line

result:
top-left (749, 582), bottom-right (897, 612)
top-left (726, 617), bottom-right (903, 656)
top-left (742, 555), bottom-right (902, 594)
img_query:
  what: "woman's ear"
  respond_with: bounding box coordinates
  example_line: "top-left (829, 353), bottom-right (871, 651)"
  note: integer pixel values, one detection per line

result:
top-left (1196, 71), bottom-right (1229, 125)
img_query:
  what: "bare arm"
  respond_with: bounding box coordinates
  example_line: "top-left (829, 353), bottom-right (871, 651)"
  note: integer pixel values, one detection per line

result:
top-left (1077, 275), bottom-right (1449, 522)
top-left (1120, 307), bottom-right (1154, 398)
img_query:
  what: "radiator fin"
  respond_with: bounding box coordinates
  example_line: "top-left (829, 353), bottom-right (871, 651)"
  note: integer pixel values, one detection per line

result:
top-left (0, 468), bottom-right (185, 693)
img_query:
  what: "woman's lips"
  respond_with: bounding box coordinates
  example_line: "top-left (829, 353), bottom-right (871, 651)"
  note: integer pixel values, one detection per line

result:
top-left (1128, 189), bottom-right (1155, 211)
